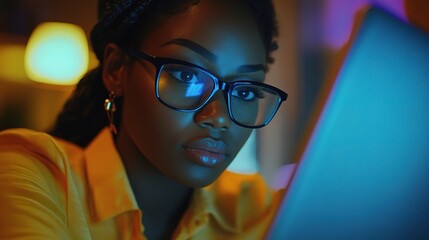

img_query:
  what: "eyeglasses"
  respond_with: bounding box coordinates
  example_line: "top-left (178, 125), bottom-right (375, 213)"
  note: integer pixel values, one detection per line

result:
top-left (122, 48), bottom-right (288, 128)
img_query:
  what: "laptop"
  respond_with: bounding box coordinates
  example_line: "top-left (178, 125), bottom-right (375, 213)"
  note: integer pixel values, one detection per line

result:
top-left (267, 6), bottom-right (429, 239)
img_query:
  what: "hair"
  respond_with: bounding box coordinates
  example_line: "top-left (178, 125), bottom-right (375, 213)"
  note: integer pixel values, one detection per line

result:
top-left (49, 0), bottom-right (279, 147)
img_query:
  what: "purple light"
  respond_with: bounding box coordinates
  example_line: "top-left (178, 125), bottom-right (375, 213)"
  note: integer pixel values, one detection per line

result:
top-left (323, 0), bottom-right (406, 49)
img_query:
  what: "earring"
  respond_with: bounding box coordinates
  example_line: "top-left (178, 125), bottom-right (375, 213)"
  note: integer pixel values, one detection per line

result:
top-left (104, 91), bottom-right (118, 135)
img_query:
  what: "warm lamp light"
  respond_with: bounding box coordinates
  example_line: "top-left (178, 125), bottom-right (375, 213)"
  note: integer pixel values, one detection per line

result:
top-left (25, 22), bottom-right (89, 85)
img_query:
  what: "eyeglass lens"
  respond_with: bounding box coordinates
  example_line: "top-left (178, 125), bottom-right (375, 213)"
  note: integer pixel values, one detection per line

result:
top-left (157, 63), bottom-right (281, 127)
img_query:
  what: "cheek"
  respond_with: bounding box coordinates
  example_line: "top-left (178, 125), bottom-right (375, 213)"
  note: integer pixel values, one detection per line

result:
top-left (121, 66), bottom-right (194, 155)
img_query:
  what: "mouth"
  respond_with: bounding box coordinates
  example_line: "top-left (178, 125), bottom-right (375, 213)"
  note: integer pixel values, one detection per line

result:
top-left (183, 138), bottom-right (228, 168)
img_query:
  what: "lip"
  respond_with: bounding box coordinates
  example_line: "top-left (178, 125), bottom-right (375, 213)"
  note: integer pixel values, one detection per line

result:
top-left (183, 138), bottom-right (228, 168)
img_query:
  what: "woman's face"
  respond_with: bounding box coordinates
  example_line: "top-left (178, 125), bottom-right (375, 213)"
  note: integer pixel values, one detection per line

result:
top-left (120, 0), bottom-right (266, 187)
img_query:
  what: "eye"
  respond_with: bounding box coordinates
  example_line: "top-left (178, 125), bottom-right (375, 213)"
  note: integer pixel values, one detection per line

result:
top-left (165, 66), bottom-right (199, 83)
top-left (231, 86), bottom-right (264, 101)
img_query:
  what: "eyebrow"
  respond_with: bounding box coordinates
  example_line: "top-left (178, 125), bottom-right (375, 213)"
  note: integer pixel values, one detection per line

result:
top-left (160, 38), bottom-right (218, 62)
top-left (236, 64), bottom-right (266, 73)
top-left (160, 38), bottom-right (266, 73)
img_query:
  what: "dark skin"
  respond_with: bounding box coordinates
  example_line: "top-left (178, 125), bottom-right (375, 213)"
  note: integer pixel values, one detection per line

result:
top-left (116, 131), bottom-right (192, 238)
top-left (102, 0), bottom-right (266, 238)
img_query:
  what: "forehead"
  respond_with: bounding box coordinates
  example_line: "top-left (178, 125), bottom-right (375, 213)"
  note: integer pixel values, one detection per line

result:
top-left (139, 0), bottom-right (266, 71)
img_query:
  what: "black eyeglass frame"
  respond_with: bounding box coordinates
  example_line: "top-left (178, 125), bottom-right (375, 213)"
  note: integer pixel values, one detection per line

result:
top-left (122, 47), bottom-right (288, 128)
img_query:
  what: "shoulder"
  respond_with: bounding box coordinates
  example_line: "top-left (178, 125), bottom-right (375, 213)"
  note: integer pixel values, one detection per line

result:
top-left (0, 129), bottom-right (86, 238)
top-left (0, 128), bottom-right (64, 151)
top-left (0, 128), bottom-right (68, 171)
top-left (0, 128), bottom-right (71, 191)
top-left (0, 128), bottom-right (71, 195)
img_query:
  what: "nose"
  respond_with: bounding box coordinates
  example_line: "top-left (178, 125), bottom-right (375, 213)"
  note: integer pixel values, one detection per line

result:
top-left (194, 92), bottom-right (231, 131)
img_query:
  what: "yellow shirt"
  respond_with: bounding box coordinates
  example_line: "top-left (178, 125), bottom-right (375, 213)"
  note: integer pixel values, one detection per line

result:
top-left (0, 128), bottom-right (282, 239)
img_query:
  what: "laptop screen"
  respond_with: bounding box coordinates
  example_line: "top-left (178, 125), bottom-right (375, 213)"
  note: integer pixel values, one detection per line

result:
top-left (267, 6), bottom-right (429, 239)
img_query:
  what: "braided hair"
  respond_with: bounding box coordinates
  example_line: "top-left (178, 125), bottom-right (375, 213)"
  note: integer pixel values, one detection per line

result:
top-left (49, 0), bottom-right (279, 147)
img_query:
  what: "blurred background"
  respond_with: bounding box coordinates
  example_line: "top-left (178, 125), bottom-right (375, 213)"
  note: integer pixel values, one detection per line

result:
top-left (0, 0), bottom-right (428, 184)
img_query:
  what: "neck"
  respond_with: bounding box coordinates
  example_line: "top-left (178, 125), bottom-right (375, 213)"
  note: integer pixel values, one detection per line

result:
top-left (115, 127), bottom-right (192, 239)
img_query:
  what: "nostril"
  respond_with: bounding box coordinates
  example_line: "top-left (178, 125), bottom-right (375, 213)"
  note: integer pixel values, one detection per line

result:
top-left (201, 122), bottom-right (214, 129)
top-left (199, 119), bottom-right (228, 131)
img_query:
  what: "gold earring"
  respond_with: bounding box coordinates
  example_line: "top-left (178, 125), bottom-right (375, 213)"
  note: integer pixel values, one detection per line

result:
top-left (104, 91), bottom-right (118, 135)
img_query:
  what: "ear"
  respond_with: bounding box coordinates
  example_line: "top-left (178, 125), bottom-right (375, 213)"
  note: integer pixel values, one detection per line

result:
top-left (102, 43), bottom-right (129, 96)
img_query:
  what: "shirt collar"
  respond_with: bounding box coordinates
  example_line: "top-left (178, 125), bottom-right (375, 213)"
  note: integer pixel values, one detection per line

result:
top-left (84, 128), bottom-right (139, 222)
top-left (200, 171), bottom-right (273, 234)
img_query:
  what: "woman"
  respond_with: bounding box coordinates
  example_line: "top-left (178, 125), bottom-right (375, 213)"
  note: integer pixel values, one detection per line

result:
top-left (0, 0), bottom-right (288, 239)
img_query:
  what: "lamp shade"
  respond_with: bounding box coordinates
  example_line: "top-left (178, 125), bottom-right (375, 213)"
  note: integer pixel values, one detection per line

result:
top-left (25, 22), bottom-right (89, 85)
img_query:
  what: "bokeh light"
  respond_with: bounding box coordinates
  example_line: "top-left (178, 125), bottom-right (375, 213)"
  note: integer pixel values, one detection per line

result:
top-left (25, 22), bottom-right (89, 85)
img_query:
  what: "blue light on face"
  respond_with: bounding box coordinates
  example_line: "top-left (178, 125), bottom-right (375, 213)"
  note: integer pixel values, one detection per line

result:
top-left (185, 82), bottom-right (204, 97)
